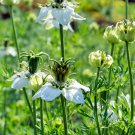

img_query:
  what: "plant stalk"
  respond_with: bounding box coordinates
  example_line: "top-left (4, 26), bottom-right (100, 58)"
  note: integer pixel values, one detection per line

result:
top-left (40, 99), bottom-right (44, 135)
top-left (3, 90), bottom-right (7, 135)
top-left (61, 95), bottom-right (68, 135)
top-left (23, 88), bottom-right (33, 114)
top-left (104, 43), bottom-right (114, 135)
top-left (59, 24), bottom-right (65, 63)
top-left (125, 0), bottom-right (128, 20)
top-left (32, 91), bottom-right (37, 135)
top-left (125, 41), bottom-right (134, 121)
top-left (59, 24), bottom-right (67, 135)
top-left (94, 67), bottom-right (101, 135)
top-left (10, 6), bottom-right (20, 64)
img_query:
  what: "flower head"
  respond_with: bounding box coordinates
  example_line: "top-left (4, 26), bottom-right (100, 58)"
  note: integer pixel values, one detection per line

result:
top-left (32, 79), bottom-right (90, 104)
top-left (103, 25), bottom-right (120, 44)
top-left (36, 1), bottom-right (85, 31)
top-left (89, 50), bottom-right (113, 68)
top-left (116, 20), bottom-right (135, 42)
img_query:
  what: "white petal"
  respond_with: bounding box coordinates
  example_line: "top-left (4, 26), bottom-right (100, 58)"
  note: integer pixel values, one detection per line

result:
top-left (36, 7), bottom-right (49, 22)
top-left (40, 83), bottom-right (62, 101)
top-left (43, 18), bottom-right (55, 29)
top-left (67, 23), bottom-right (74, 32)
top-left (52, 20), bottom-right (60, 29)
top-left (52, 8), bottom-right (73, 25)
top-left (70, 80), bottom-right (90, 92)
top-left (11, 77), bottom-right (29, 89)
top-left (32, 82), bottom-right (50, 100)
top-left (62, 88), bottom-right (84, 104)
top-left (7, 47), bottom-right (17, 57)
top-left (71, 12), bottom-right (86, 20)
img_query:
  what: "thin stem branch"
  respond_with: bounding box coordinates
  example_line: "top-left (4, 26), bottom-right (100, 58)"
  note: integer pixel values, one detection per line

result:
top-left (125, 41), bottom-right (134, 121)
top-left (61, 95), bottom-right (67, 135)
top-left (10, 6), bottom-right (20, 64)
top-left (40, 99), bottom-right (44, 135)
top-left (23, 88), bottom-right (33, 114)
top-left (32, 91), bottom-right (37, 135)
top-left (94, 67), bottom-right (101, 135)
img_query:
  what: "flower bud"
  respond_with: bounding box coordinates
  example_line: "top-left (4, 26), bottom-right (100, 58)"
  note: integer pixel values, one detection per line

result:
top-left (116, 20), bottom-right (135, 42)
top-left (89, 50), bottom-right (113, 68)
top-left (0, 0), bottom-right (20, 6)
top-left (89, 50), bottom-right (106, 68)
top-left (103, 55), bottom-right (113, 68)
top-left (30, 73), bottom-right (44, 90)
top-left (103, 25), bottom-right (120, 44)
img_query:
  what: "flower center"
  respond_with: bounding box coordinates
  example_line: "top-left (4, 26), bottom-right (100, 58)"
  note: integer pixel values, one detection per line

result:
top-left (52, 63), bottom-right (69, 83)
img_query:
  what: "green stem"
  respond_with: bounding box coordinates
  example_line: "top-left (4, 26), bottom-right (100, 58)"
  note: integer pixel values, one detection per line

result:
top-left (40, 99), bottom-right (44, 135)
top-left (94, 67), bottom-right (101, 135)
top-left (59, 24), bottom-right (64, 63)
top-left (125, 0), bottom-right (128, 20)
top-left (23, 88), bottom-right (33, 115)
top-left (3, 90), bottom-right (7, 135)
top-left (10, 6), bottom-right (20, 64)
top-left (32, 91), bottom-right (37, 135)
top-left (44, 102), bottom-right (49, 121)
top-left (125, 41), bottom-right (134, 121)
top-left (59, 24), bottom-right (67, 134)
top-left (104, 43), bottom-right (114, 135)
top-left (61, 95), bottom-right (68, 135)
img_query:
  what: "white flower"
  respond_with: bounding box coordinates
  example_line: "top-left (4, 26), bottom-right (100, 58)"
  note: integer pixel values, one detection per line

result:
top-left (0, 46), bottom-right (17, 57)
top-left (11, 71), bottom-right (30, 89)
top-left (32, 79), bottom-right (90, 104)
top-left (36, 1), bottom-right (85, 31)
top-left (11, 71), bottom-right (48, 89)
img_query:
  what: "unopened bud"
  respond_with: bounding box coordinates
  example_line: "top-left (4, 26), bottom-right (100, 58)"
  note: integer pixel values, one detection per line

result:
top-left (104, 25), bottom-right (119, 44)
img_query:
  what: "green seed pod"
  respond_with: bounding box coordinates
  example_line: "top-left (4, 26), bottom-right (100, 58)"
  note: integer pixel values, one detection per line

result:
top-left (28, 56), bottom-right (39, 74)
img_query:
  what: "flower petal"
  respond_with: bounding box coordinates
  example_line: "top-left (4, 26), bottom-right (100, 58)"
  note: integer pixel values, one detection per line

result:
top-left (11, 77), bottom-right (29, 89)
top-left (36, 7), bottom-right (49, 22)
top-left (52, 7), bottom-right (73, 25)
top-left (69, 80), bottom-right (90, 92)
top-left (71, 12), bottom-right (86, 20)
top-left (40, 83), bottom-right (62, 101)
top-left (62, 88), bottom-right (84, 104)
top-left (67, 23), bottom-right (73, 32)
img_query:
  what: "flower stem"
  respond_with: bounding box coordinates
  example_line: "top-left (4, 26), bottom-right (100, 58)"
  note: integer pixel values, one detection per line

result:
top-left (125, 0), bottom-right (128, 20)
top-left (40, 99), bottom-right (44, 135)
top-left (61, 95), bottom-right (68, 135)
top-left (94, 67), bottom-right (101, 135)
top-left (23, 88), bottom-right (33, 115)
top-left (125, 41), bottom-right (134, 121)
top-left (32, 91), bottom-right (37, 135)
top-left (3, 90), bottom-right (7, 135)
top-left (59, 24), bottom-right (65, 63)
top-left (104, 43), bottom-right (114, 135)
top-left (10, 6), bottom-right (20, 64)
top-left (59, 24), bottom-right (67, 134)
